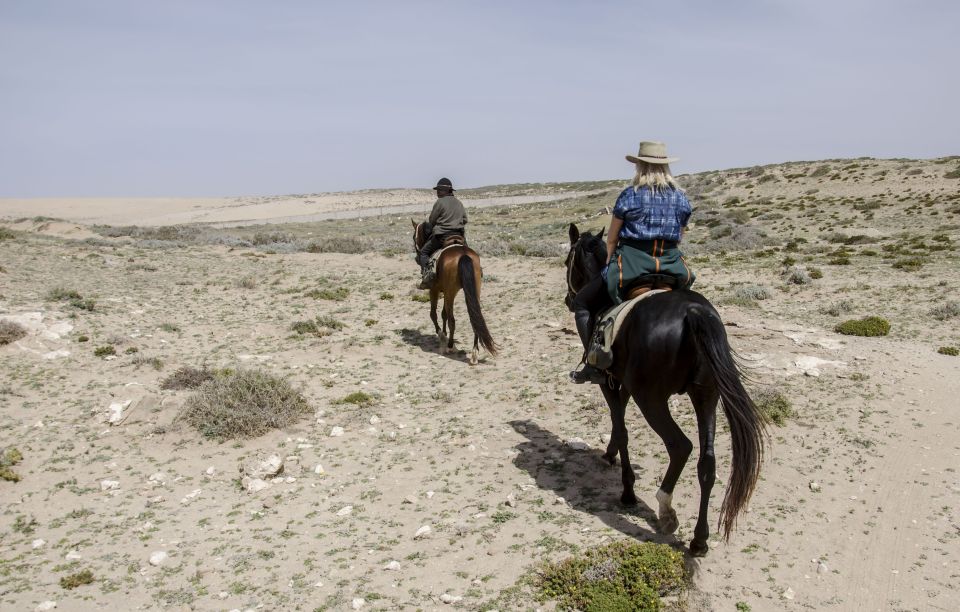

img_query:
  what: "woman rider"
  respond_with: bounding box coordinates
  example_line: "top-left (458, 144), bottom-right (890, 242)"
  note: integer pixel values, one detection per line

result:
top-left (570, 141), bottom-right (695, 384)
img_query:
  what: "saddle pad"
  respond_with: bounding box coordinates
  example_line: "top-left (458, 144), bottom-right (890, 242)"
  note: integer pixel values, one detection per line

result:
top-left (429, 244), bottom-right (462, 273)
top-left (602, 289), bottom-right (669, 350)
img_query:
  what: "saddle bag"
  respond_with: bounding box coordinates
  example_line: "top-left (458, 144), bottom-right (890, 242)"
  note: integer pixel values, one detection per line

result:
top-left (586, 317), bottom-right (614, 370)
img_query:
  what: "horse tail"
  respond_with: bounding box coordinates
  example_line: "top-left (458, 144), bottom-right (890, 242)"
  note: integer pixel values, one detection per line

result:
top-left (458, 254), bottom-right (497, 355)
top-left (686, 305), bottom-right (766, 540)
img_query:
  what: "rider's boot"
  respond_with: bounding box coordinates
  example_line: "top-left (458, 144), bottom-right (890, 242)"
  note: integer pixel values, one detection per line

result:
top-left (418, 263), bottom-right (434, 290)
top-left (570, 309), bottom-right (606, 384)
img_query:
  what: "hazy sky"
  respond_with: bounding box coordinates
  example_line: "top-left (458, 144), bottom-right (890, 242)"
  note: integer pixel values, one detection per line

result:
top-left (2, 0), bottom-right (958, 197)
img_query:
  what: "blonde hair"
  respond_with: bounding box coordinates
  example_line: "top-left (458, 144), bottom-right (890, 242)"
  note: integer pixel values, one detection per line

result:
top-left (631, 161), bottom-right (682, 192)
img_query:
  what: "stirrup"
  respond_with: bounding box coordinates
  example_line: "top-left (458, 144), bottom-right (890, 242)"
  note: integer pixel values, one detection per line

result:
top-left (570, 365), bottom-right (606, 385)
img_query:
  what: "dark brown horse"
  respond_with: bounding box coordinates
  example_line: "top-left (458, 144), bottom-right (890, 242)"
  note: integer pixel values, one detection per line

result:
top-left (565, 223), bottom-right (767, 556)
top-left (412, 221), bottom-right (497, 364)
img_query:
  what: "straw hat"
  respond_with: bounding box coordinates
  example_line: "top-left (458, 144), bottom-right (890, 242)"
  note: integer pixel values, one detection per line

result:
top-left (625, 141), bottom-right (678, 164)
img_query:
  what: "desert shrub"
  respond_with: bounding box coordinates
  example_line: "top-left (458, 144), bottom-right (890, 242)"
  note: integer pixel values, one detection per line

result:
top-left (379, 292), bottom-right (394, 300)
top-left (810, 165), bottom-right (831, 177)
top-left (132, 355), bottom-right (163, 371)
top-left (537, 540), bottom-right (686, 612)
top-left (937, 346), bottom-right (958, 356)
top-left (304, 286), bottom-right (349, 301)
top-left (783, 266), bottom-right (811, 285)
top-left (251, 231), bottom-right (295, 245)
top-left (411, 293), bottom-right (430, 303)
top-left (892, 257), bottom-right (923, 271)
top-left (732, 285), bottom-right (771, 301)
top-left (820, 299), bottom-right (855, 316)
top-left (905, 168), bottom-right (923, 176)
top-left (93, 345), bottom-right (116, 358)
top-left (752, 388), bottom-right (794, 426)
top-left (305, 237), bottom-right (366, 254)
top-left (95, 224), bottom-right (200, 242)
top-left (835, 316), bottom-right (890, 337)
top-left (828, 255), bottom-right (851, 265)
top-left (161, 366), bottom-right (215, 390)
top-left (0, 320), bottom-right (28, 345)
top-left (46, 287), bottom-right (95, 311)
top-left (929, 301), bottom-right (960, 320)
top-left (807, 267), bottom-right (824, 279)
top-left (335, 391), bottom-right (376, 408)
top-left (177, 369), bottom-right (310, 441)
top-left (60, 570), bottom-right (95, 589)
top-left (0, 447), bottom-right (23, 482)
top-left (853, 201), bottom-right (883, 212)
top-left (235, 276), bottom-right (257, 289)
top-left (944, 167), bottom-right (960, 179)
top-left (0, 227), bottom-right (17, 240)
top-left (291, 316), bottom-right (342, 337)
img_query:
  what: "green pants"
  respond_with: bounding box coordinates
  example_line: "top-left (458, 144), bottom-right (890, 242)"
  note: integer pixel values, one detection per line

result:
top-left (606, 239), bottom-right (695, 305)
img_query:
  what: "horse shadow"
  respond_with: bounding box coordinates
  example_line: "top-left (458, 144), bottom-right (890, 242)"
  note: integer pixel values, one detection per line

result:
top-left (509, 419), bottom-right (686, 551)
top-left (397, 327), bottom-right (489, 365)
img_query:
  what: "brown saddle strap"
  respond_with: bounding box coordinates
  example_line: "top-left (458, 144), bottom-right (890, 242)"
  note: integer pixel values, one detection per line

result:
top-left (626, 284), bottom-right (673, 300)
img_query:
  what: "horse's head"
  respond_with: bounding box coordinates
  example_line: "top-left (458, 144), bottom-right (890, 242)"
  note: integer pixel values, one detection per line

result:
top-left (411, 219), bottom-right (432, 251)
top-left (564, 223), bottom-right (606, 311)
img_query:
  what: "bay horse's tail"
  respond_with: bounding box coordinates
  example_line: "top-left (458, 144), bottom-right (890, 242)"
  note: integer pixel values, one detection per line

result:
top-left (687, 305), bottom-right (766, 540)
top-left (458, 254), bottom-right (497, 355)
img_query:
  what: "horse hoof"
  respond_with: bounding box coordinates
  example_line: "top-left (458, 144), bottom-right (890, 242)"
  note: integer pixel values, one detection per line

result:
top-left (601, 452), bottom-right (617, 466)
top-left (469, 351), bottom-right (478, 365)
top-left (689, 539), bottom-right (709, 557)
top-left (658, 509), bottom-right (679, 535)
top-left (620, 491), bottom-right (638, 506)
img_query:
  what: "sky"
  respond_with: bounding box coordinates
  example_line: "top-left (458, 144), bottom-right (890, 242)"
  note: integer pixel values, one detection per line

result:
top-left (1, 0), bottom-right (958, 197)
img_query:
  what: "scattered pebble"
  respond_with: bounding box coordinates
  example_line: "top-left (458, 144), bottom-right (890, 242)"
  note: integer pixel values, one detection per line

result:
top-left (330, 426), bottom-right (345, 437)
top-left (384, 560), bottom-right (401, 571)
top-left (314, 464), bottom-right (325, 475)
top-left (781, 587), bottom-right (795, 600)
top-left (31, 539), bottom-right (46, 549)
top-left (100, 480), bottom-right (120, 491)
top-left (149, 551), bottom-right (168, 566)
top-left (336, 505), bottom-right (354, 517)
top-left (35, 602), bottom-right (57, 611)
top-left (440, 593), bottom-right (463, 604)
top-left (414, 525), bottom-right (431, 539)
top-left (351, 598), bottom-right (365, 610)
top-left (809, 481), bottom-right (821, 492)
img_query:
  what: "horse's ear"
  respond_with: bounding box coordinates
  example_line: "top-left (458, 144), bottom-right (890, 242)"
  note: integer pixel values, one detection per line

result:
top-left (597, 227), bottom-right (605, 241)
top-left (411, 219), bottom-right (418, 229)
top-left (568, 223), bottom-right (580, 245)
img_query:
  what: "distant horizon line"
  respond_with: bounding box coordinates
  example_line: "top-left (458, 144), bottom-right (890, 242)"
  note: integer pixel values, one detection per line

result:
top-left (2, 153), bottom-right (956, 200)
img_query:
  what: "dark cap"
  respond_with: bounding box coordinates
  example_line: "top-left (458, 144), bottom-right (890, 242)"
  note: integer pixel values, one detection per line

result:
top-left (432, 177), bottom-right (454, 191)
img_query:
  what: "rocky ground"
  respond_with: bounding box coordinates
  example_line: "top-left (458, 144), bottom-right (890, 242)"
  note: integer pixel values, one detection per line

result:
top-left (1, 157), bottom-right (959, 611)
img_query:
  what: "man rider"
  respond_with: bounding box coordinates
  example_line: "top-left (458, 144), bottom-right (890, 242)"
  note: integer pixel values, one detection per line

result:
top-left (417, 177), bottom-right (467, 289)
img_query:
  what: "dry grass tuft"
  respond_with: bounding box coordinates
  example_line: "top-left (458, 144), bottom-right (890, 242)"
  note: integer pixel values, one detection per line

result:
top-left (0, 320), bottom-right (28, 345)
top-left (161, 366), bottom-right (216, 390)
top-left (177, 369), bottom-right (311, 441)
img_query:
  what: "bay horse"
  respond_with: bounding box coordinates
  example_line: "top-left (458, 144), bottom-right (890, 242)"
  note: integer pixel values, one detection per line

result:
top-left (412, 221), bottom-right (497, 364)
top-left (565, 223), bottom-right (766, 556)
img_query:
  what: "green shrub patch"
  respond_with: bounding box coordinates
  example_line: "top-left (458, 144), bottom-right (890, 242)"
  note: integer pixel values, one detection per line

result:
top-left (835, 316), bottom-right (890, 337)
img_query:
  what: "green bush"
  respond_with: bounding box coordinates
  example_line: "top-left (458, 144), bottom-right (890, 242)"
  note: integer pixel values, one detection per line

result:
top-left (0, 227), bottom-right (17, 240)
top-left (892, 257), bottom-right (923, 271)
top-left (304, 286), bottom-right (349, 301)
top-left (94, 345), bottom-right (116, 358)
top-left (537, 541), bottom-right (686, 612)
top-left (335, 391), bottom-right (376, 408)
top-left (753, 388), bottom-right (794, 426)
top-left (835, 316), bottom-right (890, 337)
top-left (291, 316), bottom-right (343, 337)
top-left (177, 369), bottom-right (311, 441)
top-left (937, 346), bottom-right (958, 356)
top-left (60, 569), bottom-right (95, 589)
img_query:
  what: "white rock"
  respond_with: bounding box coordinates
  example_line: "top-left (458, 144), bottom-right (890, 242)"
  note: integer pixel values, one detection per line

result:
top-left (369, 415), bottom-right (381, 425)
top-left (336, 505), bottom-right (353, 516)
top-left (426, 491), bottom-right (435, 499)
top-left (36, 602), bottom-right (57, 611)
top-left (149, 551), bottom-right (168, 566)
top-left (107, 400), bottom-right (132, 424)
top-left (414, 524), bottom-right (431, 539)
top-left (330, 426), bottom-right (345, 437)
top-left (218, 592), bottom-right (228, 599)
top-left (243, 454), bottom-right (283, 479)
top-left (565, 437), bottom-right (591, 451)
top-left (351, 598), bottom-right (366, 610)
top-left (65, 550), bottom-right (82, 561)
top-left (205, 466), bottom-right (215, 476)
top-left (817, 561), bottom-right (829, 575)
top-left (297, 443), bottom-right (313, 449)
top-left (32, 539), bottom-right (46, 549)
top-left (384, 560), bottom-right (401, 571)
top-left (181, 489), bottom-right (202, 504)
top-left (148, 472), bottom-right (166, 483)
top-left (100, 480), bottom-right (120, 491)
top-left (506, 494), bottom-right (517, 508)
top-left (314, 464), bottom-right (325, 475)
top-left (809, 481), bottom-right (821, 492)
top-left (242, 477), bottom-right (271, 493)
top-left (440, 593), bottom-right (463, 604)
top-left (781, 587), bottom-right (795, 600)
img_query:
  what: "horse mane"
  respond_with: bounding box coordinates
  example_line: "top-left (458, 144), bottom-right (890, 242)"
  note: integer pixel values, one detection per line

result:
top-left (579, 232), bottom-right (607, 265)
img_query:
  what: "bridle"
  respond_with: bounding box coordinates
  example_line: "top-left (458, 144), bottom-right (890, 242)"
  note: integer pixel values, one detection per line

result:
top-left (565, 234), bottom-right (605, 311)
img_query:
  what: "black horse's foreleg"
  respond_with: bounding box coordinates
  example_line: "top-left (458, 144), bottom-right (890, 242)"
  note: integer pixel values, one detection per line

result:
top-left (635, 393), bottom-right (692, 534)
top-left (689, 384), bottom-right (719, 556)
top-left (600, 383), bottom-right (629, 465)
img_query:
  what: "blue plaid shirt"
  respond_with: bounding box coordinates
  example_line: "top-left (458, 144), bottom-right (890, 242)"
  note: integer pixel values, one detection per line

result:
top-left (612, 186), bottom-right (692, 242)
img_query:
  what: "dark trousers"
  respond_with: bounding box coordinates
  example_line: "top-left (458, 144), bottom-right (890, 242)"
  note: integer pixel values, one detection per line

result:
top-left (417, 230), bottom-right (464, 268)
top-left (572, 276), bottom-right (613, 350)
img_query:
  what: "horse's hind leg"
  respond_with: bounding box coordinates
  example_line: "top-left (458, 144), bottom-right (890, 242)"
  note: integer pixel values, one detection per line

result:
top-left (446, 299), bottom-right (456, 352)
top-left (688, 383), bottom-right (719, 556)
top-left (439, 307), bottom-right (448, 354)
top-left (470, 334), bottom-right (479, 365)
top-left (635, 392), bottom-right (693, 535)
top-left (602, 384), bottom-right (636, 505)
top-left (430, 290), bottom-right (441, 336)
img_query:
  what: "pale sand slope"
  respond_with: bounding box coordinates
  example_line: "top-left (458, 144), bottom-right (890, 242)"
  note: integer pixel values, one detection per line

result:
top-left (0, 189), bottom-right (606, 228)
top-left (1, 230), bottom-right (957, 611)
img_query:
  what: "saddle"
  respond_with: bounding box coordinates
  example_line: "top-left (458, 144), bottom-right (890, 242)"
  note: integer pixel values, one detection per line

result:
top-left (428, 239), bottom-right (466, 274)
top-left (586, 274), bottom-right (677, 370)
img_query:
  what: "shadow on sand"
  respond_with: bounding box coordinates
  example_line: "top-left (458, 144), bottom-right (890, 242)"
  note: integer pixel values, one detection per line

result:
top-left (509, 418), bottom-right (688, 551)
top-left (396, 327), bottom-right (490, 365)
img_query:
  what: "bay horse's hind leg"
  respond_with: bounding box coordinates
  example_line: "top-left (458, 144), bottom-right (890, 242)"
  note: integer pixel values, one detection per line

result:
top-left (634, 391), bottom-right (693, 535)
top-left (430, 289), bottom-right (441, 336)
top-left (446, 298), bottom-right (456, 353)
top-left (439, 307), bottom-right (448, 354)
top-left (688, 383), bottom-right (719, 557)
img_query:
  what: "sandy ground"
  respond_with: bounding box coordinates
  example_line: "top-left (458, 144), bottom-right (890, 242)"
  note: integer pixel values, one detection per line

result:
top-left (1, 224), bottom-right (958, 611)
